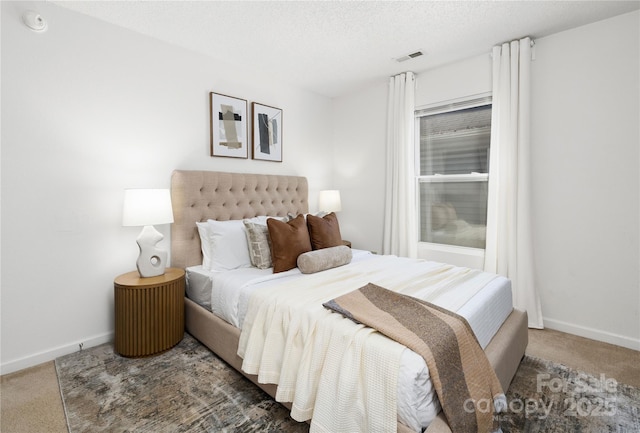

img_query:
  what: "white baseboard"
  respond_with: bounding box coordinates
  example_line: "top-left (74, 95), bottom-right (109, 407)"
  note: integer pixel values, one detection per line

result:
top-left (0, 332), bottom-right (114, 376)
top-left (543, 317), bottom-right (640, 351)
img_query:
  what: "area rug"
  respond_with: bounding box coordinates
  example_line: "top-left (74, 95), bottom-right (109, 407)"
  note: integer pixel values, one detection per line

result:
top-left (500, 355), bottom-right (640, 433)
top-left (56, 333), bottom-right (639, 433)
top-left (55, 334), bottom-right (306, 433)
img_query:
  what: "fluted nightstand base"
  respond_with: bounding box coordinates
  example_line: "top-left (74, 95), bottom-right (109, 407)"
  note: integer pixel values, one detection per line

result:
top-left (114, 268), bottom-right (185, 357)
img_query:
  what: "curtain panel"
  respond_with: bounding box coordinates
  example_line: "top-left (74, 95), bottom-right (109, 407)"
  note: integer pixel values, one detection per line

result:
top-left (485, 37), bottom-right (543, 328)
top-left (383, 72), bottom-right (418, 258)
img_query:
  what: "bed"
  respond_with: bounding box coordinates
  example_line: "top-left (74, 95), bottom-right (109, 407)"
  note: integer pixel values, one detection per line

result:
top-left (170, 169), bottom-right (528, 433)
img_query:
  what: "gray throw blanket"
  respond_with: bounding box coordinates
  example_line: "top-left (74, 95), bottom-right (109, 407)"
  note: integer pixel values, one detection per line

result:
top-left (323, 282), bottom-right (506, 433)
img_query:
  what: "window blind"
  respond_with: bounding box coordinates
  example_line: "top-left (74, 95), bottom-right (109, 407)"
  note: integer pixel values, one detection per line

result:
top-left (419, 105), bottom-right (492, 176)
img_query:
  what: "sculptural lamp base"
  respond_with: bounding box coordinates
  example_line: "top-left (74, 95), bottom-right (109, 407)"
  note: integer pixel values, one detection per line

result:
top-left (135, 225), bottom-right (168, 278)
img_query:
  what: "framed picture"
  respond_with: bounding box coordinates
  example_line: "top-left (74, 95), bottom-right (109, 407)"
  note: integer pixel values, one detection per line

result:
top-left (210, 92), bottom-right (248, 158)
top-left (252, 102), bottom-right (283, 162)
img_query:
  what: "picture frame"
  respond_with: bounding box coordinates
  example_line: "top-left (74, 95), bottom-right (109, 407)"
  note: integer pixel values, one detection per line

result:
top-left (252, 102), bottom-right (283, 162)
top-left (210, 92), bottom-right (248, 158)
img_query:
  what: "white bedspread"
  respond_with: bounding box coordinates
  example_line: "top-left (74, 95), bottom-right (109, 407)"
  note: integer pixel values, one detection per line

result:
top-left (236, 254), bottom-right (501, 432)
top-left (186, 251), bottom-right (512, 431)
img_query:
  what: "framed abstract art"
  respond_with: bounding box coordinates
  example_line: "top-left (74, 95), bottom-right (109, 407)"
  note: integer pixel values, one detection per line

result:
top-left (210, 92), bottom-right (248, 158)
top-left (252, 102), bottom-right (282, 162)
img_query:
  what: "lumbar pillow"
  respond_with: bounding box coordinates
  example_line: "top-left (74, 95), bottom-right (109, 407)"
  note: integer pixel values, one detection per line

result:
top-left (297, 245), bottom-right (352, 274)
top-left (243, 220), bottom-right (273, 269)
top-left (306, 212), bottom-right (343, 250)
top-left (267, 214), bottom-right (312, 273)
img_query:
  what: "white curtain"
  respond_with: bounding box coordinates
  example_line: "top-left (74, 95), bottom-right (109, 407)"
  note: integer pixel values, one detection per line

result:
top-left (485, 37), bottom-right (543, 328)
top-left (383, 72), bottom-right (417, 258)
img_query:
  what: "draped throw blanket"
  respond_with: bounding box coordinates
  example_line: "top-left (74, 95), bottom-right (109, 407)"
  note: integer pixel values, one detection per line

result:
top-left (324, 283), bottom-right (506, 433)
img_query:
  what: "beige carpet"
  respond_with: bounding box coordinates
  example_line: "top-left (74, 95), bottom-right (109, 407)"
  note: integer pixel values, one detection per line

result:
top-left (1, 361), bottom-right (67, 433)
top-left (1, 328), bottom-right (639, 432)
top-left (527, 328), bottom-right (640, 388)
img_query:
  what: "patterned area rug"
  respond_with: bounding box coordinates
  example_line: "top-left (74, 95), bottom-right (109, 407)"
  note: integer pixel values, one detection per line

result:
top-left (56, 333), bottom-right (639, 433)
top-left (56, 334), bottom-right (306, 433)
top-left (500, 355), bottom-right (640, 433)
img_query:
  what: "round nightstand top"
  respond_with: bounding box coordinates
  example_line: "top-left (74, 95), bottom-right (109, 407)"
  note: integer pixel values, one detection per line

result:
top-left (114, 267), bottom-right (185, 287)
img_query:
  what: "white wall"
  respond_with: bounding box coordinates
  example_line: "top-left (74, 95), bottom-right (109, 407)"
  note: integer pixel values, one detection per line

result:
top-left (530, 11), bottom-right (639, 349)
top-left (414, 54), bottom-right (492, 107)
top-left (0, 1), bottom-right (333, 374)
top-left (332, 11), bottom-right (639, 350)
top-left (331, 82), bottom-right (388, 253)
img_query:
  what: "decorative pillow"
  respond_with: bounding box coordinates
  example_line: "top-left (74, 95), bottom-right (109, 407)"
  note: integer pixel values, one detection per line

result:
top-left (306, 212), bottom-right (343, 250)
top-left (286, 211), bottom-right (327, 221)
top-left (267, 214), bottom-right (312, 273)
top-left (196, 219), bottom-right (252, 271)
top-left (297, 245), bottom-right (352, 274)
top-left (243, 220), bottom-right (272, 269)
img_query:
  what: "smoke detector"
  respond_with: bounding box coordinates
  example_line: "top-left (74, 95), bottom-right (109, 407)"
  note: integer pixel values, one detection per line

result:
top-left (23, 10), bottom-right (47, 32)
top-left (395, 51), bottom-right (424, 63)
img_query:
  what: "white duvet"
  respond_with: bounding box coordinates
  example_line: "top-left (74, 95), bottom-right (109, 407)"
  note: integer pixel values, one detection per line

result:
top-left (186, 251), bottom-right (513, 432)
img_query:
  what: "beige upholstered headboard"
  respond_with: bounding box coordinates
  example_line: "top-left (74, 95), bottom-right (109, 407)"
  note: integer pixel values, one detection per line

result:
top-left (170, 170), bottom-right (309, 269)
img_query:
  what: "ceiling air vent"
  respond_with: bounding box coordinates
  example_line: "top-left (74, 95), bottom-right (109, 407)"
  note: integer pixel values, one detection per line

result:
top-left (395, 51), bottom-right (424, 63)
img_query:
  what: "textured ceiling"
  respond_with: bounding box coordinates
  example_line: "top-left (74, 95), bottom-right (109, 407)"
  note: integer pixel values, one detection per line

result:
top-left (53, 1), bottom-right (640, 98)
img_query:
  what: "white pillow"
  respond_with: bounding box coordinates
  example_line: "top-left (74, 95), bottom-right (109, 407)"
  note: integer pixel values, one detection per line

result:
top-left (196, 216), bottom-right (285, 271)
top-left (196, 219), bottom-right (253, 271)
top-left (195, 221), bottom-right (212, 269)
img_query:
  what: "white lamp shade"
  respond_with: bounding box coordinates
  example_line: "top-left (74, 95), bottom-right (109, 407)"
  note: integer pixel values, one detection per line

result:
top-left (319, 190), bottom-right (342, 213)
top-left (122, 189), bottom-right (174, 227)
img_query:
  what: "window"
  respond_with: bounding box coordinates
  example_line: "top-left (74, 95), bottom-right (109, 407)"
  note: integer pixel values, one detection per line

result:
top-left (416, 97), bottom-right (491, 249)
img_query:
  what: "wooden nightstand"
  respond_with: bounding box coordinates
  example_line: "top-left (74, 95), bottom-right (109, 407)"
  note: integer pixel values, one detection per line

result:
top-left (114, 267), bottom-right (185, 357)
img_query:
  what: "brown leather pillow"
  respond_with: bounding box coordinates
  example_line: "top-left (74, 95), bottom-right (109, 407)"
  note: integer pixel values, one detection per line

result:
top-left (307, 212), bottom-right (343, 250)
top-left (267, 214), bottom-right (312, 273)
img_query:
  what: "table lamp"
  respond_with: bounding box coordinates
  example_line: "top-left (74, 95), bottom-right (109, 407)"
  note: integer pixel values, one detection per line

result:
top-left (122, 189), bottom-right (174, 277)
top-left (318, 190), bottom-right (342, 213)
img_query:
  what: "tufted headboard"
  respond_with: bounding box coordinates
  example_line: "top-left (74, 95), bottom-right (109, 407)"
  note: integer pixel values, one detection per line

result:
top-left (170, 170), bottom-right (309, 269)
